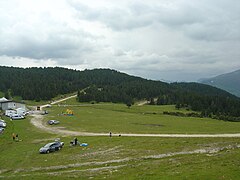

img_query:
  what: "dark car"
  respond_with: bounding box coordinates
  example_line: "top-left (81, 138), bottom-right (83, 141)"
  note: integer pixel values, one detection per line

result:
top-left (48, 120), bottom-right (59, 125)
top-left (39, 141), bottom-right (64, 154)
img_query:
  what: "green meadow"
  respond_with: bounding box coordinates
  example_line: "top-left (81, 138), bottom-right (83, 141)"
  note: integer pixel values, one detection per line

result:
top-left (46, 104), bottom-right (240, 134)
top-left (0, 102), bottom-right (240, 179)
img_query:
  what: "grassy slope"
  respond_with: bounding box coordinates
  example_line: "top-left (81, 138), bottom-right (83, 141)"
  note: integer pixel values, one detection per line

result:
top-left (0, 103), bottom-right (240, 179)
top-left (44, 104), bottom-right (240, 134)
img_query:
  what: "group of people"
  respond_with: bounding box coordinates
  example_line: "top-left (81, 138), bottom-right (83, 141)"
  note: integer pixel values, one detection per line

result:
top-left (70, 137), bottom-right (79, 146)
top-left (109, 132), bottom-right (121, 137)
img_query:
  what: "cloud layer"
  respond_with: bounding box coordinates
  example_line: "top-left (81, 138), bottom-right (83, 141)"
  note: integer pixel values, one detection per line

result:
top-left (0, 0), bottom-right (239, 81)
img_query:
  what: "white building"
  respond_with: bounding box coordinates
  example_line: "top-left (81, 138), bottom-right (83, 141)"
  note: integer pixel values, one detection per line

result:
top-left (0, 97), bottom-right (26, 111)
top-left (0, 97), bottom-right (9, 110)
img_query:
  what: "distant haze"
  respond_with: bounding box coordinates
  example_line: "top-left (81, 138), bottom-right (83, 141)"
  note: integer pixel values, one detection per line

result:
top-left (0, 0), bottom-right (239, 81)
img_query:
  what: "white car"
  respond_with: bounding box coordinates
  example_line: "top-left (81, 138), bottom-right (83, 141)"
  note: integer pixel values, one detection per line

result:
top-left (5, 110), bottom-right (17, 117)
top-left (48, 120), bottom-right (59, 125)
top-left (0, 121), bottom-right (6, 128)
top-left (11, 115), bottom-right (25, 120)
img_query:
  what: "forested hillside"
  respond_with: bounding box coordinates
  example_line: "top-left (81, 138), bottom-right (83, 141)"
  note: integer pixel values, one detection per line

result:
top-left (200, 69), bottom-right (240, 97)
top-left (0, 66), bottom-right (168, 101)
top-left (0, 66), bottom-right (240, 119)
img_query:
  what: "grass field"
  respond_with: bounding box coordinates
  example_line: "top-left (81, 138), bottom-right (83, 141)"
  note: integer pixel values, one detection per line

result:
top-left (1, 102), bottom-right (240, 179)
top-left (45, 104), bottom-right (240, 134)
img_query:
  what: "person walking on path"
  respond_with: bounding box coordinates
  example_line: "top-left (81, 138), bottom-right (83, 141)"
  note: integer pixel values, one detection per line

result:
top-left (109, 131), bottom-right (112, 137)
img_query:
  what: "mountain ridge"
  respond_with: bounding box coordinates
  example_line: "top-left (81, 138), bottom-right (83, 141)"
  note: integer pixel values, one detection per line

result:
top-left (200, 69), bottom-right (240, 97)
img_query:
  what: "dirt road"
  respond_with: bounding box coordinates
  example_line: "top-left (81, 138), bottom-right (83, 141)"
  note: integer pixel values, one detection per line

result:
top-left (40, 94), bottom-right (77, 109)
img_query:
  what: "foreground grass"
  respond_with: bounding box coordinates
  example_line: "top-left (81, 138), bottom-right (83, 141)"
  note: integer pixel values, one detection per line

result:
top-left (1, 103), bottom-right (240, 179)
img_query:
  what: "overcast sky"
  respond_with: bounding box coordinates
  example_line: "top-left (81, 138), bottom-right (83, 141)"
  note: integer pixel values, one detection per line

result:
top-left (0, 0), bottom-right (239, 81)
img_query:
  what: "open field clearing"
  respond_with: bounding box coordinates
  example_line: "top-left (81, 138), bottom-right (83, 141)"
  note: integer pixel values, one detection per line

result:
top-left (42, 104), bottom-right (240, 134)
top-left (1, 103), bottom-right (240, 179)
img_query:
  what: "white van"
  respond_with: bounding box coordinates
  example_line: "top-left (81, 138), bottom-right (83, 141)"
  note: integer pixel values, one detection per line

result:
top-left (11, 114), bottom-right (25, 120)
top-left (16, 108), bottom-right (27, 116)
top-left (5, 110), bottom-right (17, 117)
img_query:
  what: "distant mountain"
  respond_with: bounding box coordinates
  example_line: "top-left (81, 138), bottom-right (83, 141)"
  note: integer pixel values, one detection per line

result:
top-left (200, 69), bottom-right (240, 97)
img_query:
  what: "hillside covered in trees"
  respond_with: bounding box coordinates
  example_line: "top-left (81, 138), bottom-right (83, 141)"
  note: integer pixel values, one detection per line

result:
top-left (0, 66), bottom-right (240, 120)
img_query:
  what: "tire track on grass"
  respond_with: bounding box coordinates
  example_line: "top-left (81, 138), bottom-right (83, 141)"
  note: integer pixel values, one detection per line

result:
top-left (2, 144), bottom-right (240, 178)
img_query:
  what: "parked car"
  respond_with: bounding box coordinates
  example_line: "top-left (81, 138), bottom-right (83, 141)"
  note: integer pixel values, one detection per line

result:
top-left (11, 115), bottom-right (25, 120)
top-left (0, 121), bottom-right (6, 128)
top-left (48, 120), bottom-right (59, 125)
top-left (5, 110), bottom-right (17, 117)
top-left (41, 110), bottom-right (48, 115)
top-left (39, 141), bottom-right (64, 154)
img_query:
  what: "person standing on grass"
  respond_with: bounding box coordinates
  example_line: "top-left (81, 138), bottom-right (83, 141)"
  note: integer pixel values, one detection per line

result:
top-left (74, 137), bottom-right (78, 145)
top-left (12, 133), bottom-right (16, 141)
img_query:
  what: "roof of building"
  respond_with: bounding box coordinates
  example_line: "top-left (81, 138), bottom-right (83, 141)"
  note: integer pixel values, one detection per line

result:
top-left (0, 97), bottom-right (9, 103)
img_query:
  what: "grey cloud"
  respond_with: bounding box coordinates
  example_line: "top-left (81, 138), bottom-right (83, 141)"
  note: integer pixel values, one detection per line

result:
top-left (69, 1), bottom-right (203, 30)
top-left (69, 1), bottom-right (155, 30)
top-left (70, 0), bottom-right (240, 42)
top-left (156, 4), bottom-right (204, 27)
top-left (0, 0), bottom-right (239, 82)
top-left (0, 0), bottom-right (99, 62)
top-left (0, 21), bottom-right (96, 61)
top-left (113, 49), bottom-right (126, 57)
top-left (155, 1), bottom-right (240, 42)
top-left (0, 31), bottom-right (93, 60)
top-left (183, 15), bottom-right (240, 41)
